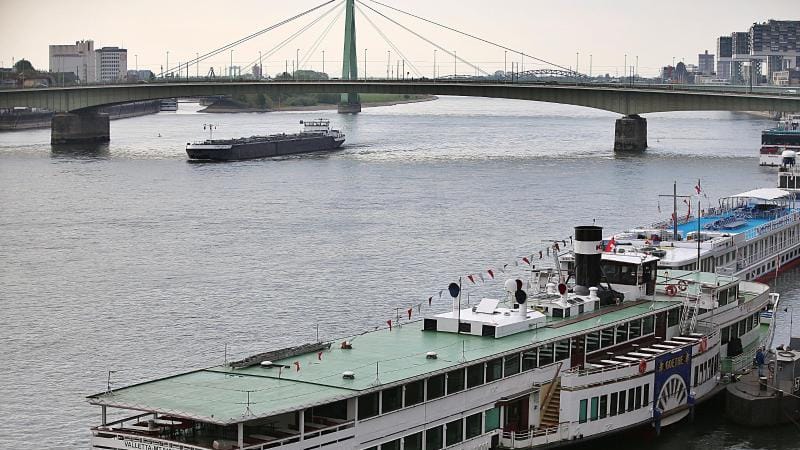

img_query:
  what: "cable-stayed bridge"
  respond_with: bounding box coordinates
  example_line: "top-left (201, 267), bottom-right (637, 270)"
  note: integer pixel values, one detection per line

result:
top-left (2, 0), bottom-right (800, 150)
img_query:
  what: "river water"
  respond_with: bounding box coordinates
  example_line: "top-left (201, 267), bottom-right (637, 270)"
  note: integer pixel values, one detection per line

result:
top-left (1, 97), bottom-right (799, 449)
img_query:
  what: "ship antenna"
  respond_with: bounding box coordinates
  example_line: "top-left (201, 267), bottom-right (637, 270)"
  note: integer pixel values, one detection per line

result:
top-left (106, 370), bottom-right (117, 394)
top-left (224, 343), bottom-right (228, 366)
top-left (203, 123), bottom-right (217, 140)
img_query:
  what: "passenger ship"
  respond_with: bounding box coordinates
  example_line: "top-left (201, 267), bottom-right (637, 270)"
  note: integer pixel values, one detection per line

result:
top-left (87, 226), bottom-right (776, 450)
top-left (759, 114), bottom-right (800, 167)
top-left (608, 177), bottom-right (800, 283)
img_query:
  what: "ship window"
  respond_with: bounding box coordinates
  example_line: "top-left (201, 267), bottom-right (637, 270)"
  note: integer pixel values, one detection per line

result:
top-left (425, 425), bottom-right (443, 450)
top-left (522, 349), bottom-right (538, 371)
top-left (643, 316), bottom-right (655, 335)
top-left (618, 390), bottom-right (627, 413)
top-left (311, 399), bottom-right (348, 421)
top-left (599, 395), bottom-right (608, 419)
top-left (586, 330), bottom-right (600, 353)
top-left (466, 412), bottom-right (483, 439)
top-left (555, 339), bottom-right (570, 361)
top-left (629, 320), bottom-right (642, 339)
top-left (404, 432), bottom-right (422, 450)
top-left (427, 374), bottom-right (445, 400)
top-left (485, 407), bottom-right (501, 431)
top-left (459, 322), bottom-right (471, 333)
top-left (579, 399), bottom-right (588, 423)
top-left (627, 388), bottom-right (635, 411)
top-left (600, 328), bottom-right (615, 348)
top-left (610, 392), bottom-right (618, 416)
top-left (446, 368), bottom-right (465, 394)
top-left (616, 323), bottom-right (629, 344)
top-left (539, 343), bottom-right (555, 366)
top-left (721, 326), bottom-right (730, 345)
top-left (504, 353), bottom-right (521, 376)
top-left (635, 386), bottom-right (642, 409)
top-left (405, 380), bottom-right (424, 407)
top-left (718, 289), bottom-right (728, 306)
top-left (467, 364), bottom-right (485, 388)
top-left (553, 308), bottom-right (564, 318)
top-left (445, 418), bottom-right (463, 446)
top-left (643, 384), bottom-right (650, 406)
top-left (694, 367), bottom-right (699, 387)
top-left (358, 392), bottom-right (379, 420)
top-left (423, 319), bottom-right (437, 331)
top-left (381, 386), bottom-right (402, 413)
top-left (380, 439), bottom-right (400, 450)
top-left (590, 397), bottom-right (599, 421)
top-left (668, 308), bottom-right (680, 327)
top-left (486, 358), bottom-right (503, 382)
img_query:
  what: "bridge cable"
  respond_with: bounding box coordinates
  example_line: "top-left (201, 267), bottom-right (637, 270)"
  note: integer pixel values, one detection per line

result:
top-left (359, 0), bottom-right (580, 75)
top-left (356, 1), bottom-right (489, 77)
top-left (161, 0), bottom-right (337, 77)
top-left (238, 1), bottom-right (344, 75)
top-left (299, 6), bottom-right (345, 70)
top-left (355, 4), bottom-right (423, 78)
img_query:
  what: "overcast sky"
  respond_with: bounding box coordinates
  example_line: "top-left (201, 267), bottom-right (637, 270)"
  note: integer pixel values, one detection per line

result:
top-left (2, 0), bottom-right (799, 77)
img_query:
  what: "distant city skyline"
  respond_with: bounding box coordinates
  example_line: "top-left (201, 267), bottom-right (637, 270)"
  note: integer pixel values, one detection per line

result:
top-left (2, 0), bottom-right (799, 77)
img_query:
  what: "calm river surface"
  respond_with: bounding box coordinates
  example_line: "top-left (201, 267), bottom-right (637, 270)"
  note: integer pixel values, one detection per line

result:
top-left (1, 97), bottom-right (799, 449)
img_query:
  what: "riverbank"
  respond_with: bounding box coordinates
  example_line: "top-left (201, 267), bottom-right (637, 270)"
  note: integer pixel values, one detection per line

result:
top-left (198, 95), bottom-right (438, 113)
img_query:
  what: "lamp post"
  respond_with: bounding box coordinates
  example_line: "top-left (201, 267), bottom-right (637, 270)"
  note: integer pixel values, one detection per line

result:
top-left (624, 53), bottom-right (627, 83)
top-left (135, 54), bottom-right (138, 72)
top-left (387, 50), bottom-right (390, 79)
top-left (230, 50), bottom-right (233, 80)
top-left (296, 48), bottom-right (300, 74)
top-left (196, 52), bottom-right (199, 78)
top-left (364, 48), bottom-right (367, 80)
top-left (504, 50), bottom-right (507, 79)
top-left (322, 50), bottom-right (325, 75)
top-left (258, 51), bottom-right (262, 79)
top-left (166, 51), bottom-right (169, 78)
top-left (589, 54), bottom-right (593, 77)
top-left (454, 50), bottom-right (457, 78)
top-left (433, 49), bottom-right (437, 79)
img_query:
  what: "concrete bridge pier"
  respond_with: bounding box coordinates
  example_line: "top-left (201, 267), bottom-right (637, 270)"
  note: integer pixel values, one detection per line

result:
top-left (51, 110), bottom-right (110, 145)
top-left (614, 114), bottom-right (647, 152)
top-left (337, 102), bottom-right (362, 114)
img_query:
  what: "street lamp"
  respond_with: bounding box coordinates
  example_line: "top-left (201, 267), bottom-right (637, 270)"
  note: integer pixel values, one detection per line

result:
top-left (166, 51), bottom-right (169, 78)
top-left (296, 48), bottom-right (300, 74)
top-left (135, 54), bottom-right (138, 72)
top-left (433, 49), bottom-right (437, 79)
top-left (322, 50), bottom-right (325, 75)
top-left (230, 49), bottom-right (234, 80)
top-left (504, 50), bottom-right (507, 79)
top-left (387, 50), bottom-right (391, 79)
top-left (454, 50), bottom-right (456, 78)
top-left (364, 48), bottom-right (367, 80)
top-left (197, 52), bottom-right (199, 78)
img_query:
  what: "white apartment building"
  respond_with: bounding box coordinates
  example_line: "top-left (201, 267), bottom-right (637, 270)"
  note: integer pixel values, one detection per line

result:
top-left (95, 47), bottom-right (127, 82)
top-left (49, 40), bottom-right (96, 83)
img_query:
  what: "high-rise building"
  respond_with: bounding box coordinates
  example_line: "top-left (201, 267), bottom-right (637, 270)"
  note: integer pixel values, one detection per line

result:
top-left (717, 36), bottom-right (733, 80)
top-left (698, 50), bottom-right (715, 75)
top-left (49, 40), bottom-right (96, 83)
top-left (95, 47), bottom-right (127, 82)
top-left (749, 20), bottom-right (800, 81)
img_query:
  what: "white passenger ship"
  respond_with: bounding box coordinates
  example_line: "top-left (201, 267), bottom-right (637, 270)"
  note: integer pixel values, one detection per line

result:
top-left (608, 177), bottom-right (800, 283)
top-left (88, 226), bottom-right (776, 450)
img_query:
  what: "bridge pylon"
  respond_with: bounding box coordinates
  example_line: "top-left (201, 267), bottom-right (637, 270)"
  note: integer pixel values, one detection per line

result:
top-left (337, 0), bottom-right (361, 114)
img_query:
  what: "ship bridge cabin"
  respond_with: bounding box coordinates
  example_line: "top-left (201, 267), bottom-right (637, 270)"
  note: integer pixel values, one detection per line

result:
top-left (87, 226), bottom-right (774, 450)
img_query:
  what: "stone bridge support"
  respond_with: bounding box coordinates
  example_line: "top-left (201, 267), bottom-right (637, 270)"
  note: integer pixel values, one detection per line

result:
top-left (51, 110), bottom-right (110, 145)
top-left (614, 114), bottom-right (647, 152)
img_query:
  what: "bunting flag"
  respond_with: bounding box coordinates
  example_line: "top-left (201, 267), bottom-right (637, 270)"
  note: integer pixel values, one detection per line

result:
top-left (294, 361), bottom-right (301, 372)
top-left (487, 269), bottom-right (494, 279)
top-left (522, 256), bottom-right (531, 265)
top-left (695, 180), bottom-right (702, 196)
top-left (683, 198), bottom-right (692, 221)
top-left (539, 250), bottom-right (543, 259)
top-left (428, 296), bottom-right (433, 306)
top-left (317, 351), bottom-right (323, 361)
top-left (467, 274), bottom-right (475, 284)
top-left (407, 308), bottom-right (413, 320)
top-left (387, 319), bottom-right (392, 331)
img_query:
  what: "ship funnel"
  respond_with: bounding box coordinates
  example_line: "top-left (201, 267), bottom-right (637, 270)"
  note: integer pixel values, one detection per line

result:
top-left (574, 225), bottom-right (603, 296)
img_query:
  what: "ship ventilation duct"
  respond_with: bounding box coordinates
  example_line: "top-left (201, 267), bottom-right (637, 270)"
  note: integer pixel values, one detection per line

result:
top-left (574, 225), bottom-right (603, 296)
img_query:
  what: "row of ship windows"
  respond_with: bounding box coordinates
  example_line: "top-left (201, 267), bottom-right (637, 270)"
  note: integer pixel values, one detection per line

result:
top-left (578, 383), bottom-right (650, 423)
top-left (720, 312), bottom-right (761, 344)
top-left (694, 354), bottom-right (720, 387)
top-left (362, 407), bottom-right (500, 450)
top-left (357, 311), bottom-right (673, 422)
top-left (747, 246), bottom-right (800, 280)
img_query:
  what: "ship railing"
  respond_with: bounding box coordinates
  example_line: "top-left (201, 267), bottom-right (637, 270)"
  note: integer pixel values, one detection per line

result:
top-left (91, 428), bottom-right (211, 450)
top-left (500, 424), bottom-right (564, 447)
top-left (241, 420), bottom-right (354, 449)
top-left (737, 234), bottom-right (800, 269)
top-left (744, 211), bottom-right (800, 240)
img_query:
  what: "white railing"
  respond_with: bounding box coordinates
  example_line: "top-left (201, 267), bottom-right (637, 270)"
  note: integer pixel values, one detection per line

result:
top-left (242, 421), bottom-right (355, 450)
top-left (744, 211), bottom-right (800, 240)
top-left (92, 429), bottom-right (211, 450)
top-left (737, 235), bottom-right (800, 269)
top-left (500, 424), bottom-right (563, 448)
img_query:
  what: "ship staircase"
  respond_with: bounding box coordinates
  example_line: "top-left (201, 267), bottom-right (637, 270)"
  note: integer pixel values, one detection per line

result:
top-left (538, 362), bottom-right (564, 429)
top-left (679, 290), bottom-right (700, 335)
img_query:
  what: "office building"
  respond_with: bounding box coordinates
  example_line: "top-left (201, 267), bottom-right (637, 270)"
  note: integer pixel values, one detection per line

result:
top-left (95, 47), bottom-right (127, 82)
top-left (698, 50), bottom-right (715, 75)
top-left (716, 36), bottom-right (733, 80)
top-left (49, 40), bottom-right (96, 83)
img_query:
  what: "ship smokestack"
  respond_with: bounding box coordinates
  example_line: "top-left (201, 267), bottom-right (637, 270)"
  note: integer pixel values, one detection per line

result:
top-left (574, 225), bottom-right (603, 296)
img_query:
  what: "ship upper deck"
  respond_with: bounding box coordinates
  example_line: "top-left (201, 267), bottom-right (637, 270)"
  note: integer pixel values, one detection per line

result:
top-left (88, 296), bottom-right (684, 425)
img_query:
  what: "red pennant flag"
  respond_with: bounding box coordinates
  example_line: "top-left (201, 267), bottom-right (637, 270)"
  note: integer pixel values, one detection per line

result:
top-left (387, 319), bottom-right (392, 331)
top-left (294, 361), bottom-right (301, 372)
top-left (522, 257), bottom-right (531, 265)
top-left (317, 351), bottom-right (323, 361)
top-left (428, 296), bottom-right (433, 306)
top-left (467, 274), bottom-right (475, 284)
top-left (407, 308), bottom-right (413, 320)
top-left (539, 251), bottom-right (543, 259)
top-left (487, 269), bottom-right (494, 279)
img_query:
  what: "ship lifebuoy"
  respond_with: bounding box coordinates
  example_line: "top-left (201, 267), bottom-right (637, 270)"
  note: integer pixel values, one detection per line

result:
top-left (638, 359), bottom-right (647, 374)
top-left (677, 280), bottom-right (688, 292)
top-left (699, 337), bottom-right (708, 353)
top-left (665, 285), bottom-right (678, 296)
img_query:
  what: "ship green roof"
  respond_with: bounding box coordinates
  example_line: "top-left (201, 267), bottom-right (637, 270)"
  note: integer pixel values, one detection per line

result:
top-left (89, 298), bottom-right (682, 425)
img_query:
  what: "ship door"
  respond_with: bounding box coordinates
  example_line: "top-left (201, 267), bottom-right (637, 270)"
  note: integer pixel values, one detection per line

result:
top-left (655, 312), bottom-right (667, 339)
top-left (503, 397), bottom-right (529, 432)
top-left (571, 335), bottom-right (585, 369)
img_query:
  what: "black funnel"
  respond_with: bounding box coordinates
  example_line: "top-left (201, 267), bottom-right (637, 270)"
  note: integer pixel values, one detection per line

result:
top-left (574, 226), bottom-right (603, 295)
